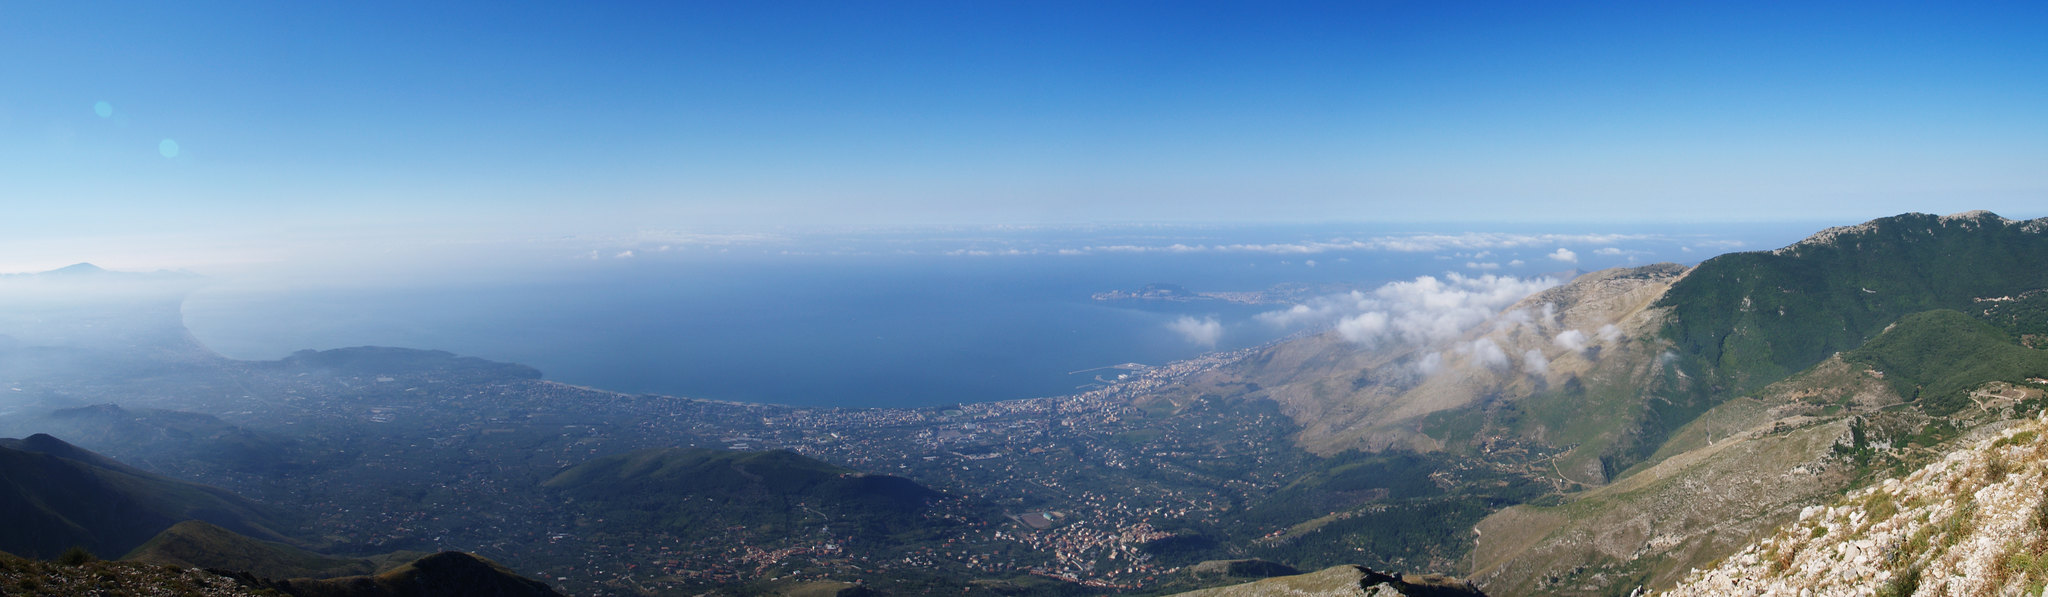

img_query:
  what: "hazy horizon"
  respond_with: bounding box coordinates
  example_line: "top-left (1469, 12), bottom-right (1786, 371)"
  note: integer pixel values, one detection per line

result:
top-left (8, 218), bottom-right (1825, 407)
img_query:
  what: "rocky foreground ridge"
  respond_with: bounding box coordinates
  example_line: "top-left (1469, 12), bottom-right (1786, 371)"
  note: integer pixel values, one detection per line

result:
top-left (0, 549), bottom-right (562, 597)
top-left (1664, 412), bottom-right (2048, 596)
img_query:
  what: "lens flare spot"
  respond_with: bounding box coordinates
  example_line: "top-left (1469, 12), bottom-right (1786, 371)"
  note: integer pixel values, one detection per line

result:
top-left (159, 138), bottom-right (180, 158)
top-left (94, 101), bottom-right (113, 118)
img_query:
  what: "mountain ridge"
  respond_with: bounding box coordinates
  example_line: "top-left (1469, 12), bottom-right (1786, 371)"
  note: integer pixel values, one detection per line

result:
top-left (0, 433), bottom-right (296, 560)
top-left (1457, 210), bottom-right (2048, 595)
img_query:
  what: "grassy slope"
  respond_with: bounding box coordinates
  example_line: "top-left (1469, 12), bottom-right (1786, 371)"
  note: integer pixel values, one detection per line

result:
top-left (123, 520), bottom-right (375, 580)
top-left (1658, 212), bottom-right (2048, 427)
top-left (1843, 309), bottom-right (2048, 415)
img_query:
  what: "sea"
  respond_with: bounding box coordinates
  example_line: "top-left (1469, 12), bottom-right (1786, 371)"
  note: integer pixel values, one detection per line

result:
top-left (180, 222), bottom-right (1823, 409)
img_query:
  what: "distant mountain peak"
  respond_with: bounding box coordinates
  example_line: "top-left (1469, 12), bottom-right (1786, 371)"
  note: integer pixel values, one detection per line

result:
top-left (45, 262), bottom-right (107, 275)
top-left (1940, 208), bottom-right (2007, 221)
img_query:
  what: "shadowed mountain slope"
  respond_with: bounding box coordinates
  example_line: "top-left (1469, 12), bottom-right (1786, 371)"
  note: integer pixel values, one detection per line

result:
top-left (261, 551), bottom-right (563, 597)
top-left (0, 434), bottom-right (295, 560)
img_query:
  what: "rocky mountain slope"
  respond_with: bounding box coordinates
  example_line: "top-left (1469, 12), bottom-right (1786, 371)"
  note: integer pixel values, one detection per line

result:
top-left (0, 549), bottom-right (563, 597)
top-left (1461, 211), bottom-right (2048, 596)
top-left (0, 549), bottom-right (275, 597)
top-left (1467, 357), bottom-right (1901, 595)
top-left (1663, 412), bottom-right (2048, 596)
top-left (1214, 263), bottom-right (1687, 477)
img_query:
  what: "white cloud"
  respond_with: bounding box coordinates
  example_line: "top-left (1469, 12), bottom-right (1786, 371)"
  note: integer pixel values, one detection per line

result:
top-left (1508, 259), bottom-right (1526, 267)
top-left (1553, 329), bottom-right (1589, 353)
top-left (614, 250), bottom-right (635, 259)
top-left (1494, 308), bottom-right (1534, 332)
top-left (1409, 351), bottom-right (1446, 376)
top-left (1462, 338), bottom-right (1510, 370)
top-left (1334, 311), bottom-right (1390, 342)
top-left (1594, 247), bottom-right (1625, 256)
top-left (1305, 259), bottom-right (1317, 267)
top-left (1258, 274), bottom-right (1561, 350)
top-left (1466, 261), bottom-right (1501, 270)
top-left (1257, 303), bottom-right (1322, 329)
top-left (1167, 315), bottom-right (1224, 347)
top-left (1597, 323), bottom-right (1623, 344)
top-left (1548, 248), bottom-right (1578, 263)
top-left (1523, 349), bottom-right (1549, 375)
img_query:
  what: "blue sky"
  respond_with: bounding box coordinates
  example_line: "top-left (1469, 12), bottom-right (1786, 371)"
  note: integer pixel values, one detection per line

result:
top-left (4, 1), bottom-right (2047, 270)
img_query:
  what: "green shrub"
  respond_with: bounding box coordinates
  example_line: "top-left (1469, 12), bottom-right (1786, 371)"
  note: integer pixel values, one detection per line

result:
top-left (1876, 565), bottom-right (1921, 597)
top-left (56, 545), bottom-right (96, 566)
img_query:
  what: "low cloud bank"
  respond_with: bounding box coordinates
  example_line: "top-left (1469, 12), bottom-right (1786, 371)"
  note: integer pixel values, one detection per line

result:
top-left (1258, 273), bottom-right (1560, 348)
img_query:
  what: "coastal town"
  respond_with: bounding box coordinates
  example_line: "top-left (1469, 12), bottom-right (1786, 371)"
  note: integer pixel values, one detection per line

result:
top-left (4, 339), bottom-right (1317, 594)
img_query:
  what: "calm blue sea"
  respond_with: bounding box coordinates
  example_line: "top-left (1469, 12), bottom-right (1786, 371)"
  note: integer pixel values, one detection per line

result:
top-left (180, 223), bottom-right (1820, 408)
